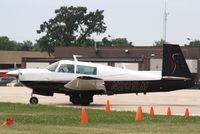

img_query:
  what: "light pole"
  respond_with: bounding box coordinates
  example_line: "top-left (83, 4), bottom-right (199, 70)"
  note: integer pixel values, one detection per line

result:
top-left (163, 0), bottom-right (169, 42)
top-left (108, 35), bottom-right (113, 46)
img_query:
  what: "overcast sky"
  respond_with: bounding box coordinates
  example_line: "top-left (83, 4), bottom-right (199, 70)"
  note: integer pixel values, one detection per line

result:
top-left (0, 0), bottom-right (199, 46)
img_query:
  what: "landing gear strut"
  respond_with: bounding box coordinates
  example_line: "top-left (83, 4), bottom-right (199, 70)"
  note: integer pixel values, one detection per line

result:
top-left (29, 92), bottom-right (38, 104)
top-left (70, 92), bottom-right (93, 106)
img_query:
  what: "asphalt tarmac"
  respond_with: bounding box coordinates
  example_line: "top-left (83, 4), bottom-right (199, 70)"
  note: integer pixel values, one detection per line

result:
top-left (0, 87), bottom-right (200, 116)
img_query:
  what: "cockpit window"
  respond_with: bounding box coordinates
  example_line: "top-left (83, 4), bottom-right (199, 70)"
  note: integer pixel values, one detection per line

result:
top-left (46, 62), bottom-right (59, 72)
top-left (76, 65), bottom-right (97, 75)
top-left (58, 64), bottom-right (74, 73)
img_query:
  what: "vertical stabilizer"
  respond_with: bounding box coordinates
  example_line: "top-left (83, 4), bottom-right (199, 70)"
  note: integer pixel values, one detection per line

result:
top-left (162, 44), bottom-right (192, 79)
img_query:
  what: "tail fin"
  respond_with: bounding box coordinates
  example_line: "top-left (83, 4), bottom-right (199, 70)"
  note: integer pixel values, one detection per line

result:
top-left (162, 44), bottom-right (192, 79)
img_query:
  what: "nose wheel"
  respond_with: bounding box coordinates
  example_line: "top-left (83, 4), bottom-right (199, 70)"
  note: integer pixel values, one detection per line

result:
top-left (29, 97), bottom-right (38, 104)
top-left (29, 92), bottom-right (39, 104)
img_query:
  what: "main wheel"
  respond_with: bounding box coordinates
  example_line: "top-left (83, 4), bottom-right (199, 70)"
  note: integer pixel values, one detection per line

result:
top-left (80, 99), bottom-right (90, 106)
top-left (70, 94), bottom-right (80, 105)
top-left (80, 93), bottom-right (93, 106)
top-left (29, 97), bottom-right (38, 104)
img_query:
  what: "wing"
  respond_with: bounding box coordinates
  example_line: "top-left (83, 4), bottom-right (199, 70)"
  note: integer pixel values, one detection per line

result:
top-left (64, 76), bottom-right (106, 91)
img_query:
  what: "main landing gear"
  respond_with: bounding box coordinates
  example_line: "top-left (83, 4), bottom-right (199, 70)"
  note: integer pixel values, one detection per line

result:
top-left (70, 92), bottom-right (93, 106)
top-left (29, 92), bottom-right (38, 104)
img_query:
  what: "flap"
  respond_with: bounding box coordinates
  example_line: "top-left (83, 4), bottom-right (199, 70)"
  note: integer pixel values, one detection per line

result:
top-left (64, 76), bottom-right (106, 91)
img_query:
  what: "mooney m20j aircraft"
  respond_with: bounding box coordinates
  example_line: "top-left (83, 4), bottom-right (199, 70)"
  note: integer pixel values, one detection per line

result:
top-left (7, 44), bottom-right (194, 105)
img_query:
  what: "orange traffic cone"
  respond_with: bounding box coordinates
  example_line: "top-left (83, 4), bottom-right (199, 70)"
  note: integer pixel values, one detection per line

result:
top-left (105, 100), bottom-right (110, 112)
top-left (81, 107), bottom-right (88, 123)
top-left (135, 106), bottom-right (142, 121)
top-left (1, 118), bottom-right (14, 127)
top-left (185, 108), bottom-right (190, 118)
top-left (167, 106), bottom-right (172, 116)
top-left (149, 106), bottom-right (155, 115)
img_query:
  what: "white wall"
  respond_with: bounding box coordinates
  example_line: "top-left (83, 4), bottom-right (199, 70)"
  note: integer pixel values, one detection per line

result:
top-left (115, 63), bottom-right (138, 70)
top-left (26, 62), bottom-right (49, 69)
top-left (186, 60), bottom-right (198, 73)
top-left (150, 59), bottom-right (162, 71)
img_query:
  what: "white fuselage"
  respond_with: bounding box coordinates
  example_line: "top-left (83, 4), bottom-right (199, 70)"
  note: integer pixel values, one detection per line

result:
top-left (13, 60), bottom-right (162, 82)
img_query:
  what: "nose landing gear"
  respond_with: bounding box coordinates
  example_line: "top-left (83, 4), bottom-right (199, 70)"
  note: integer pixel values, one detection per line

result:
top-left (29, 97), bottom-right (38, 104)
top-left (29, 92), bottom-right (38, 104)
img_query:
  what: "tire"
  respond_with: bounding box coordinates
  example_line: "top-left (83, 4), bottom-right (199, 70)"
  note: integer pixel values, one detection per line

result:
top-left (80, 93), bottom-right (93, 106)
top-left (29, 97), bottom-right (39, 104)
top-left (80, 100), bottom-right (90, 106)
top-left (70, 94), bottom-right (80, 105)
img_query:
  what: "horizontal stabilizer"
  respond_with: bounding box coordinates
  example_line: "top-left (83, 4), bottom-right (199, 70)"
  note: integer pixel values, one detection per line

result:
top-left (64, 76), bottom-right (106, 91)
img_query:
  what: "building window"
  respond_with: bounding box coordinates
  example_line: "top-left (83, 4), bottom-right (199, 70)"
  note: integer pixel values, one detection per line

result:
top-left (76, 65), bottom-right (97, 75)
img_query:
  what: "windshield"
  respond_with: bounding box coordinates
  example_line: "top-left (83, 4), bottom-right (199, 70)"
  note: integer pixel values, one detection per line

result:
top-left (46, 62), bottom-right (59, 72)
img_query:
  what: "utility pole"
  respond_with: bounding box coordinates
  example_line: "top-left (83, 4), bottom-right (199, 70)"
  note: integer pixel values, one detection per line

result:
top-left (163, 0), bottom-right (169, 42)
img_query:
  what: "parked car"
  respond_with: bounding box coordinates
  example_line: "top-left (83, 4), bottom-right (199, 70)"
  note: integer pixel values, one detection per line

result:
top-left (192, 83), bottom-right (200, 89)
top-left (0, 77), bottom-right (14, 86)
top-left (6, 80), bottom-right (17, 87)
top-left (6, 80), bottom-right (23, 87)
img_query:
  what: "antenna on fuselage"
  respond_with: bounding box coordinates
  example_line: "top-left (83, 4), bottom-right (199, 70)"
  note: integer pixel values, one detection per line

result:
top-left (73, 55), bottom-right (82, 61)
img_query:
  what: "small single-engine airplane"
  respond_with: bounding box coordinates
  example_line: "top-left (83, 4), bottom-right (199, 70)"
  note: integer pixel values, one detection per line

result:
top-left (7, 44), bottom-right (194, 105)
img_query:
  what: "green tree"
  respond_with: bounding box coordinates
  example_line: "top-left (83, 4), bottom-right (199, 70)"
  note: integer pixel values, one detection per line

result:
top-left (32, 42), bottom-right (42, 51)
top-left (153, 39), bottom-right (167, 46)
top-left (0, 36), bottom-right (21, 50)
top-left (111, 38), bottom-right (129, 47)
top-left (188, 40), bottom-right (200, 46)
top-left (101, 37), bottom-right (130, 47)
top-left (0, 36), bottom-right (36, 51)
top-left (102, 37), bottom-right (112, 46)
top-left (21, 40), bottom-right (33, 51)
top-left (37, 6), bottom-right (107, 54)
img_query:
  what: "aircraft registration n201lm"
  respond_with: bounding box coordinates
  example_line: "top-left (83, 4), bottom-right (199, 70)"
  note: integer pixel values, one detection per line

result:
top-left (7, 44), bottom-right (194, 106)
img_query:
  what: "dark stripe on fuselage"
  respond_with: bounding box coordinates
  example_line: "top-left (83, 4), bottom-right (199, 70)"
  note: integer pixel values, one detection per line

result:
top-left (21, 81), bottom-right (68, 91)
top-left (21, 78), bottom-right (193, 95)
top-left (105, 79), bottom-right (193, 94)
